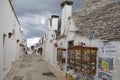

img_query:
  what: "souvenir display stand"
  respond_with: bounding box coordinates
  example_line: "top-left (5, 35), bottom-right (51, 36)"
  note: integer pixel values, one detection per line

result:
top-left (68, 46), bottom-right (98, 79)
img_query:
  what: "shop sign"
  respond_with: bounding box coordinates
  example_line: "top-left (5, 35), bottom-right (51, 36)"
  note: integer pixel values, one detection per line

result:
top-left (86, 32), bottom-right (96, 41)
top-left (100, 41), bottom-right (117, 58)
top-left (98, 57), bottom-right (113, 80)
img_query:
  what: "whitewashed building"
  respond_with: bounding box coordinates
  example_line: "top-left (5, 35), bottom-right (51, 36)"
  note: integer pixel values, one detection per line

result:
top-left (44, 0), bottom-right (120, 80)
top-left (0, 0), bottom-right (26, 79)
top-left (43, 15), bottom-right (59, 68)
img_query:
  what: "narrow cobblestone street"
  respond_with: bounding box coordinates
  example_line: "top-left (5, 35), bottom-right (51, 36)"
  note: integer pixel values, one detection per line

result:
top-left (3, 54), bottom-right (65, 80)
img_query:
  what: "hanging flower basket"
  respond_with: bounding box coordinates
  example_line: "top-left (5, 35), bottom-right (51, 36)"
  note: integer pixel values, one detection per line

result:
top-left (8, 32), bottom-right (13, 38)
top-left (54, 43), bottom-right (58, 47)
top-left (17, 39), bottom-right (19, 43)
top-left (19, 43), bottom-right (22, 46)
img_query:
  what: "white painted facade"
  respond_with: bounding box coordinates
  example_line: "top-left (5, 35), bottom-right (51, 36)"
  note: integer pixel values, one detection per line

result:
top-left (43, 0), bottom-right (120, 80)
top-left (61, 1), bottom-right (73, 35)
top-left (0, 0), bottom-right (26, 80)
top-left (43, 16), bottom-right (60, 69)
top-left (43, 3), bottom-right (72, 68)
top-left (51, 17), bottom-right (59, 31)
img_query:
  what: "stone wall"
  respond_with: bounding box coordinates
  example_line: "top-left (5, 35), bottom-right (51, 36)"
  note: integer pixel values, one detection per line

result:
top-left (72, 2), bottom-right (120, 40)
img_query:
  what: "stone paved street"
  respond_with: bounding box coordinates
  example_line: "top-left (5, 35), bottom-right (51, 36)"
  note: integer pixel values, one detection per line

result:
top-left (4, 54), bottom-right (65, 80)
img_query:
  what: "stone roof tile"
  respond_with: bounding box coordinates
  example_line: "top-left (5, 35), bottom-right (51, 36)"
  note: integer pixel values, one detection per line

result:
top-left (72, 2), bottom-right (120, 41)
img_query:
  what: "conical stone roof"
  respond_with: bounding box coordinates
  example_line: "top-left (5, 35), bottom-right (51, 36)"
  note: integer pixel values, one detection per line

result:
top-left (72, 1), bottom-right (120, 41)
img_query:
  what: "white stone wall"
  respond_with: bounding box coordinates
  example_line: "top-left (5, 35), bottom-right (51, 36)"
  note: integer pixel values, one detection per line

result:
top-left (43, 16), bottom-right (59, 68)
top-left (57, 38), bottom-right (68, 48)
top-left (44, 39), bottom-right (57, 65)
top-left (0, 0), bottom-right (25, 79)
top-left (113, 41), bottom-right (120, 80)
top-left (52, 18), bottom-right (59, 31)
top-left (61, 4), bottom-right (72, 35)
top-left (0, 34), bottom-right (4, 79)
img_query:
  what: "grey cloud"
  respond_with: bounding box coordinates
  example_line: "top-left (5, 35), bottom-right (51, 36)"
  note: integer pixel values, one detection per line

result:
top-left (13, 0), bottom-right (85, 16)
top-left (21, 22), bottom-right (46, 38)
top-left (13, 0), bottom-right (62, 16)
top-left (12, 0), bottom-right (86, 38)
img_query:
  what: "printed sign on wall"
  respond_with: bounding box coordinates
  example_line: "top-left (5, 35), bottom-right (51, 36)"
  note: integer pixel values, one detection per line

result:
top-left (98, 57), bottom-right (113, 80)
top-left (100, 41), bottom-right (117, 58)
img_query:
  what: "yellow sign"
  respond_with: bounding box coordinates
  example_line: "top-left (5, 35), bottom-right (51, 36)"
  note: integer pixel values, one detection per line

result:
top-left (102, 61), bottom-right (109, 71)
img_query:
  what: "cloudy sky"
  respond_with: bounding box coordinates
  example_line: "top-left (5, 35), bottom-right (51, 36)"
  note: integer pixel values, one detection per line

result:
top-left (12, 0), bottom-right (85, 46)
top-left (12, 0), bottom-right (118, 46)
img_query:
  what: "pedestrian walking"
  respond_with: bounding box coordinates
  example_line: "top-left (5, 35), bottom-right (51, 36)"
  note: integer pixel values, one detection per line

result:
top-left (38, 48), bottom-right (40, 55)
top-left (40, 47), bottom-right (43, 55)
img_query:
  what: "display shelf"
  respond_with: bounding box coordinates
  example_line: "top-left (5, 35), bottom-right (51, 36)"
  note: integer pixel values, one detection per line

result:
top-left (68, 46), bottom-right (97, 74)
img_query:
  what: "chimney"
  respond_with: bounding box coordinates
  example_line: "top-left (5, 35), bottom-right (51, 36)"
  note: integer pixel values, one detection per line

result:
top-left (60, 0), bottom-right (73, 35)
top-left (51, 15), bottom-right (59, 31)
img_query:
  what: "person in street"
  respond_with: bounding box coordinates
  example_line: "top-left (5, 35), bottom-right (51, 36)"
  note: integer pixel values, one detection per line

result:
top-left (35, 49), bottom-right (37, 55)
top-left (38, 48), bottom-right (40, 55)
top-left (40, 47), bottom-right (43, 55)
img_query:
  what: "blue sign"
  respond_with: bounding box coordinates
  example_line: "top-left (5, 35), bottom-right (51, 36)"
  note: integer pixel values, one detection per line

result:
top-left (86, 32), bottom-right (96, 41)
